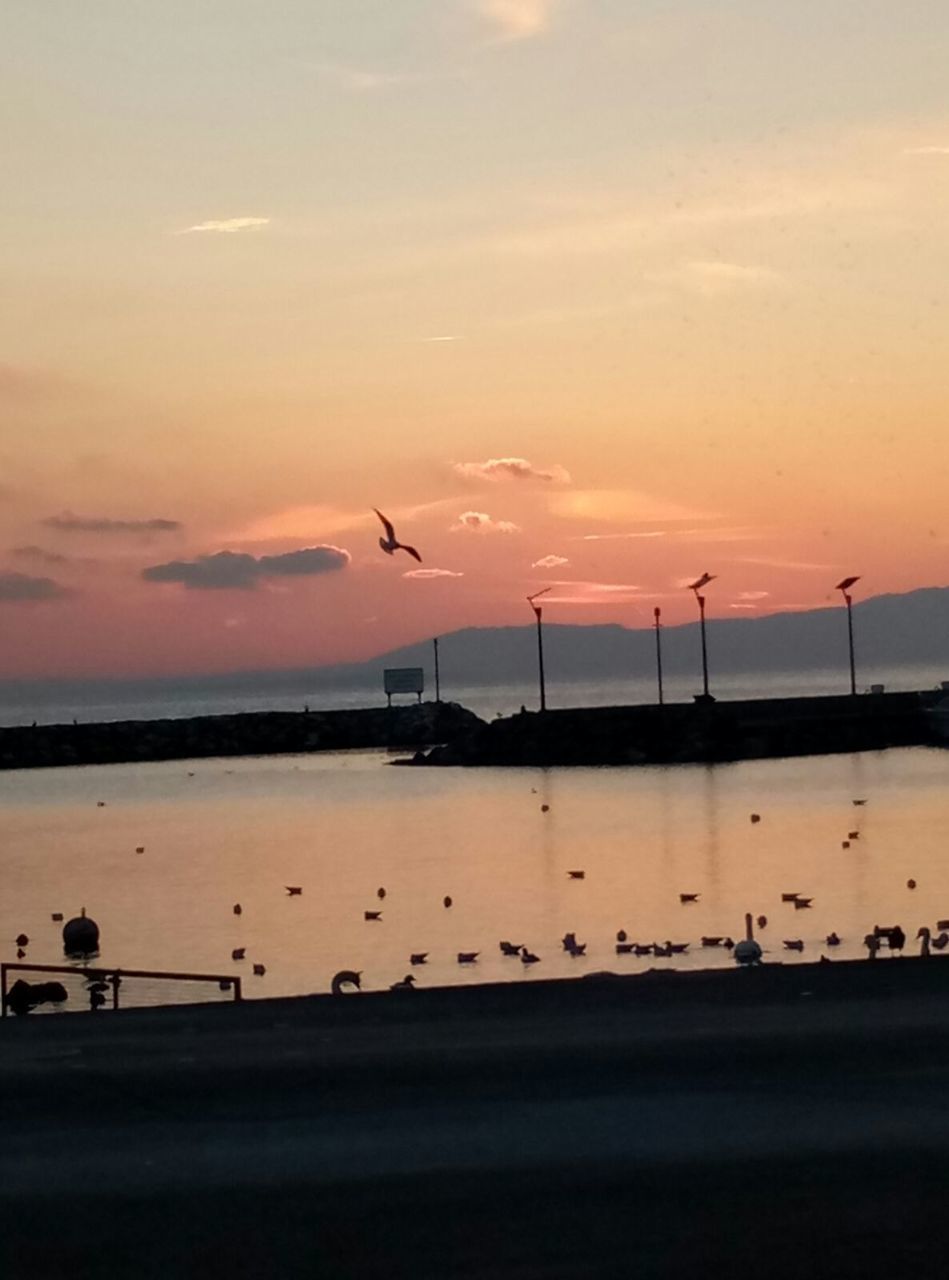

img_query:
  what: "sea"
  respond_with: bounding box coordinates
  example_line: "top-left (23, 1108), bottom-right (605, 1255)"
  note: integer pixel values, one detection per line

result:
top-left (2, 665), bottom-right (949, 1012)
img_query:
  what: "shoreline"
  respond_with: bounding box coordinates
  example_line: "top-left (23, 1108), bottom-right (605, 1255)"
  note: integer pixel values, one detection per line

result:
top-left (4, 956), bottom-right (949, 1275)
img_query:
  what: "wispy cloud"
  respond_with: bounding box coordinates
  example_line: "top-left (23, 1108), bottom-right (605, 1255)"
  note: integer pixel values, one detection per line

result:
top-left (317, 62), bottom-right (465, 93)
top-left (44, 513), bottom-right (182, 535)
top-left (179, 217), bottom-right (270, 235)
top-left (142, 546), bottom-right (350, 590)
top-left (403, 567), bottom-right (464, 579)
top-left (541, 579), bottom-right (647, 605)
top-left (735, 556), bottom-right (835, 573)
top-left (477, 0), bottom-right (559, 42)
top-left (11, 544), bottom-right (71, 565)
top-left (450, 511), bottom-right (521, 534)
top-left (532, 554), bottom-right (569, 568)
top-left (419, 335), bottom-right (464, 343)
top-left (650, 260), bottom-right (787, 295)
top-left (549, 489), bottom-right (706, 525)
top-left (903, 146), bottom-right (949, 156)
top-left (0, 571), bottom-right (69, 602)
top-left (454, 457), bottom-right (570, 484)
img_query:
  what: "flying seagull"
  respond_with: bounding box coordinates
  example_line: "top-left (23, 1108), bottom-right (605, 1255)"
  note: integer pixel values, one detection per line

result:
top-left (374, 509), bottom-right (422, 562)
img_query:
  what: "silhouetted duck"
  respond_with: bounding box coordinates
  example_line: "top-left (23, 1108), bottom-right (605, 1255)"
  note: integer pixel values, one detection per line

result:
top-left (521, 949), bottom-right (541, 964)
top-left (364, 910), bottom-right (382, 921)
top-left (723, 937), bottom-right (735, 950)
top-left (567, 870), bottom-right (585, 880)
top-left (653, 941), bottom-right (673, 958)
top-left (410, 952), bottom-right (428, 965)
top-left (848, 831), bottom-right (860, 840)
top-left (783, 939), bottom-right (804, 952)
top-left (499, 941), bottom-right (524, 956)
top-left (616, 929), bottom-right (628, 942)
top-left (634, 943), bottom-right (653, 956)
top-left (390, 974), bottom-right (416, 990)
top-left (933, 932), bottom-right (949, 951)
top-left (377, 887), bottom-right (386, 900)
top-left (938, 919), bottom-right (949, 932)
top-left (233, 904), bottom-right (242, 916)
top-left (701, 936), bottom-right (724, 947)
top-left (541, 804), bottom-right (550, 813)
top-left (842, 840), bottom-right (850, 848)
top-left (232, 948), bottom-right (245, 961)
top-left (757, 915), bottom-right (768, 929)
top-left (16, 948), bottom-right (25, 960)
top-left (443, 896), bottom-right (453, 909)
top-left (917, 927), bottom-right (932, 957)
top-left (781, 893), bottom-right (800, 902)
top-left (135, 846), bottom-right (145, 854)
top-left (285, 886), bottom-right (302, 896)
top-left (253, 964), bottom-right (266, 976)
top-left (331, 969), bottom-right (361, 995)
top-left (669, 942), bottom-right (689, 954)
top-left (794, 897), bottom-right (813, 909)
top-left (457, 951), bottom-right (478, 964)
top-left (51, 913), bottom-right (63, 922)
top-left (907, 879), bottom-right (917, 890)
top-left (680, 893), bottom-right (700, 904)
top-left (853, 798), bottom-right (867, 805)
top-left (15, 934), bottom-right (28, 948)
top-left (825, 932), bottom-right (841, 947)
top-left (616, 942), bottom-right (636, 955)
top-left (750, 813), bottom-right (761, 824)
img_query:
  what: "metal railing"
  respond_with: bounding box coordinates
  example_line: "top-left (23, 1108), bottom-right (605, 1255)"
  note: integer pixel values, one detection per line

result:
top-left (1, 961), bottom-right (242, 1016)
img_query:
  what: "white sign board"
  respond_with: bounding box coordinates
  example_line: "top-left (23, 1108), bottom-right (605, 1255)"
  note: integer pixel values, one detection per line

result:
top-left (384, 667), bottom-right (424, 696)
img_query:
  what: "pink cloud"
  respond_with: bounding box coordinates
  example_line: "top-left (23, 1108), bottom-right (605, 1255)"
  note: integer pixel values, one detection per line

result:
top-left (403, 568), bottom-right (464, 579)
top-left (453, 457), bottom-right (570, 484)
top-left (532, 554), bottom-right (569, 568)
top-left (450, 511), bottom-right (521, 534)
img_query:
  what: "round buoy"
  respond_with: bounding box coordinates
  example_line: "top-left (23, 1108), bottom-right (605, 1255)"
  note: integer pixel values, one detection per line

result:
top-left (62, 909), bottom-right (99, 958)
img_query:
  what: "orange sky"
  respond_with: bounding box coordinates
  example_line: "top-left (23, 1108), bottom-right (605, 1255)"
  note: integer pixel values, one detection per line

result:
top-left (3, 2), bottom-right (949, 679)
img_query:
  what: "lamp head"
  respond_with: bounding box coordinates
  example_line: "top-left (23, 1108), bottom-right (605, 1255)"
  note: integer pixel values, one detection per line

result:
top-left (688, 572), bottom-right (716, 593)
top-left (835, 576), bottom-right (860, 592)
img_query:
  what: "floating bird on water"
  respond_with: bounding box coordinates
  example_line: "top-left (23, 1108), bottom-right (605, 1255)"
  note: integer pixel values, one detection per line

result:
top-left (932, 932), bottom-right (949, 951)
top-left (783, 939), bottom-right (804, 952)
top-left (794, 897), bottom-right (813, 909)
top-left (286, 886), bottom-right (302, 896)
top-left (734, 914), bottom-right (762, 966)
top-left (232, 948), bottom-right (245, 961)
top-left (377, 887), bottom-right (386, 900)
top-left (757, 915), bottom-right (768, 929)
top-left (634, 943), bottom-right (653, 956)
top-left (331, 969), bottom-right (361, 995)
top-left (410, 952), bottom-right (428, 965)
top-left (51, 913), bottom-right (63, 923)
top-left (521, 949), bottom-right (541, 965)
top-left (253, 964), bottom-right (266, 976)
top-left (750, 813), bottom-right (761, 824)
top-left (15, 934), bottom-right (29, 948)
top-left (567, 870), bottom-right (585, 880)
top-left (781, 893), bottom-right (800, 902)
top-left (457, 951), bottom-right (478, 964)
top-left (680, 893), bottom-right (700, 904)
top-left (541, 804), bottom-right (550, 813)
top-left (562, 933), bottom-right (586, 956)
top-left (390, 974), bottom-right (416, 990)
top-left (16, 948), bottom-right (25, 959)
top-left (701, 936), bottom-right (724, 947)
top-left (233, 904), bottom-right (242, 916)
top-left (500, 941), bottom-right (524, 956)
top-left (918, 927), bottom-right (933, 957)
top-left (723, 937), bottom-right (735, 950)
top-left (842, 841), bottom-right (850, 849)
top-left (853, 799), bottom-right (867, 806)
top-left (616, 942), bottom-right (636, 955)
top-left (938, 919), bottom-right (949, 932)
top-left (848, 831), bottom-right (860, 840)
top-left (364, 910), bottom-right (382, 921)
top-left (443, 896), bottom-right (453, 909)
top-left (826, 932), bottom-right (841, 947)
top-left (669, 942), bottom-right (690, 954)
top-left (616, 929), bottom-right (628, 943)
top-left (907, 879), bottom-right (917, 890)
top-left (374, 508), bottom-right (422, 562)
top-left (96, 801), bottom-right (106, 808)
top-left (135, 846), bottom-right (145, 854)
top-left (653, 941), bottom-right (673, 958)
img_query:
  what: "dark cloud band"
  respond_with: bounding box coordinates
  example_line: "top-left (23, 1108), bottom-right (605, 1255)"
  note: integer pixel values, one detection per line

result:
top-left (44, 513), bottom-right (182, 534)
top-left (0, 571), bottom-right (69, 602)
top-left (142, 545), bottom-right (350, 590)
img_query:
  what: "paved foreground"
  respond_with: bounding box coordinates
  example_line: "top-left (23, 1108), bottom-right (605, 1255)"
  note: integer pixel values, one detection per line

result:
top-left (3, 960), bottom-right (949, 1277)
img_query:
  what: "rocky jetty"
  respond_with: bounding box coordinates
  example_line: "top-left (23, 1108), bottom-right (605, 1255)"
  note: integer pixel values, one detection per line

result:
top-left (414, 691), bottom-right (941, 767)
top-left (0, 702), bottom-right (482, 771)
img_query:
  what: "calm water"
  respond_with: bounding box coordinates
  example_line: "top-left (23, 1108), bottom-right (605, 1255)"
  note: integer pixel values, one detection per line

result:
top-left (3, 746), bottom-right (949, 1006)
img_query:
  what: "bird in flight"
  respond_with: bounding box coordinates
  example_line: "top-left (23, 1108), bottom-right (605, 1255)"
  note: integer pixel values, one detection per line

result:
top-left (374, 509), bottom-right (422, 562)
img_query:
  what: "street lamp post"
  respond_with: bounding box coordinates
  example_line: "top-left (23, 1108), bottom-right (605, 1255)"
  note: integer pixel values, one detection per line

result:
top-left (688, 573), bottom-right (717, 700)
top-left (527, 588), bottom-right (552, 712)
top-left (835, 576), bottom-right (860, 696)
top-left (654, 606), bottom-right (664, 705)
top-left (433, 637), bottom-right (441, 703)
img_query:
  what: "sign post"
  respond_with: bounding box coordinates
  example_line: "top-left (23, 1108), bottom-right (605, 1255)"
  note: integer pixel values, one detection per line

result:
top-left (383, 667), bottom-right (425, 707)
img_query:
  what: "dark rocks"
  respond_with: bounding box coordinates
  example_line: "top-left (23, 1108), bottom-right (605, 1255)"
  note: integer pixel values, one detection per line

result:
top-left (415, 692), bottom-right (938, 768)
top-left (4, 979), bottom-right (68, 1016)
top-left (0, 703), bottom-right (483, 771)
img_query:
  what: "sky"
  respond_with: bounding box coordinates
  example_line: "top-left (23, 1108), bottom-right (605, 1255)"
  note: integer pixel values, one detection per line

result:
top-left (3, 0), bottom-right (949, 680)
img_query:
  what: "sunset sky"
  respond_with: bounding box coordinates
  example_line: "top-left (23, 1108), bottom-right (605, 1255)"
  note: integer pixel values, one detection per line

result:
top-left (3, 0), bottom-right (949, 679)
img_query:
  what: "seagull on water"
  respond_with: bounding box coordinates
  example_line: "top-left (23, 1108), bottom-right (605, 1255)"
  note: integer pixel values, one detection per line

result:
top-left (374, 508), bottom-right (422, 562)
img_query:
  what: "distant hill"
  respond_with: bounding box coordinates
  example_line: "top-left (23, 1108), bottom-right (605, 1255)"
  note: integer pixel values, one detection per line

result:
top-left (310, 584), bottom-right (949, 689)
top-left (3, 585), bottom-right (948, 710)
